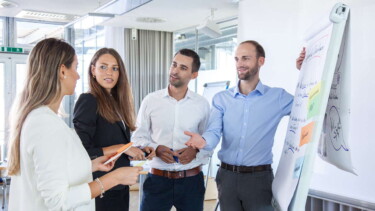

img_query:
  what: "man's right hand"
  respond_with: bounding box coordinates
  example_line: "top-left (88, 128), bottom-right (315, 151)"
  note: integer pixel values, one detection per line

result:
top-left (184, 131), bottom-right (206, 149)
top-left (296, 47), bottom-right (306, 70)
top-left (155, 145), bottom-right (176, 163)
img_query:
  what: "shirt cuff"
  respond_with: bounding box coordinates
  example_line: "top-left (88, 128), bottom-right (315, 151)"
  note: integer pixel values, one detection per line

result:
top-left (149, 143), bottom-right (160, 151)
top-left (196, 149), bottom-right (212, 165)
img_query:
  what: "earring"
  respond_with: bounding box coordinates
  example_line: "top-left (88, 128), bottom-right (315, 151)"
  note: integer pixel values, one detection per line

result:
top-left (63, 76), bottom-right (67, 79)
top-left (93, 75), bottom-right (96, 78)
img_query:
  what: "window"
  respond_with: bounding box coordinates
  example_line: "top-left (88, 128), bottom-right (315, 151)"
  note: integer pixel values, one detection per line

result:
top-left (174, 24), bottom-right (238, 94)
top-left (0, 54), bottom-right (28, 160)
top-left (16, 19), bottom-right (64, 48)
top-left (70, 25), bottom-right (105, 98)
top-left (0, 62), bottom-right (5, 159)
top-left (0, 18), bottom-right (4, 46)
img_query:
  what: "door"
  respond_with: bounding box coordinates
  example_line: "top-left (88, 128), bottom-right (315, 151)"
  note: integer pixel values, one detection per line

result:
top-left (0, 53), bottom-right (28, 161)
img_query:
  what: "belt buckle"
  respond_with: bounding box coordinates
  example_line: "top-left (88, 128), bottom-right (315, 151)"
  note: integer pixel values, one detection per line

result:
top-left (232, 165), bottom-right (240, 173)
top-left (167, 171), bottom-right (184, 179)
top-left (166, 171), bottom-right (172, 179)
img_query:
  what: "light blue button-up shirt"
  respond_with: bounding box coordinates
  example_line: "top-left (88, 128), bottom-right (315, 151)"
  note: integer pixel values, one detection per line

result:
top-left (202, 81), bottom-right (293, 166)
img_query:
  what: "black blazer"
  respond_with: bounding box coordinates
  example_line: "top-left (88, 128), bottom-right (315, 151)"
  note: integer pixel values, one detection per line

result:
top-left (73, 93), bottom-right (130, 190)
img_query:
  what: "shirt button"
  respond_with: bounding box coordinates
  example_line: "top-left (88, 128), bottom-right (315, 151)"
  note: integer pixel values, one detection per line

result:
top-left (241, 136), bottom-right (244, 138)
top-left (244, 122), bottom-right (247, 125)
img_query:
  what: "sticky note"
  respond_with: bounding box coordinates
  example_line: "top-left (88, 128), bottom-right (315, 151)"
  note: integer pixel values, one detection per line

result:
top-left (300, 122), bottom-right (315, 147)
top-left (293, 156), bottom-right (305, 178)
top-left (307, 82), bottom-right (322, 119)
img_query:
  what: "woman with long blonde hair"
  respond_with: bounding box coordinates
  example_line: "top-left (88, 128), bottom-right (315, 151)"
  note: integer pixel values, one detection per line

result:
top-left (7, 38), bottom-right (141, 211)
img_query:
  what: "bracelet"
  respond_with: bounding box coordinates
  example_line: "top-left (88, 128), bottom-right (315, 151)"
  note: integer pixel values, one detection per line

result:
top-left (95, 178), bottom-right (105, 198)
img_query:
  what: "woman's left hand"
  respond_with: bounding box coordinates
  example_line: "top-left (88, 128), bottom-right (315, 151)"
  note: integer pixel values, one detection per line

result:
top-left (91, 155), bottom-right (116, 172)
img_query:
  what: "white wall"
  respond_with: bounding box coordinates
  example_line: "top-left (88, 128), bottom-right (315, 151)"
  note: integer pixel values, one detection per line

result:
top-left (238, 0), bottom-right (375, 206)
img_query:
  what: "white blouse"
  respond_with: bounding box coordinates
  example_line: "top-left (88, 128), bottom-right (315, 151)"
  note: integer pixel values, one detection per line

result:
top-left (9, 106), bottom-right (94, 211)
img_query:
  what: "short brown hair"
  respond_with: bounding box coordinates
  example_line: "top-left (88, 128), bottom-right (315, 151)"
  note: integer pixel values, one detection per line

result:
top-left (174, 49), bottom-right (201, 72)
top-left (240, 40), bottom-right (266, 58)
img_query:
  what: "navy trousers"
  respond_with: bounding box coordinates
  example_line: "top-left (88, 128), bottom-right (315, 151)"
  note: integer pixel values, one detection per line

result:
top-left (216, 168), bottom-right (274, 211)
top-left (141, 172), bottom-right (205, 211)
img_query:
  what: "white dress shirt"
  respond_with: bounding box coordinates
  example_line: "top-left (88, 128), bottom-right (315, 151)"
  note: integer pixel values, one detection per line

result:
top-left (9, 106), bottom-right (94, 211)
top-left (132, 88), bottom-right (211, 171)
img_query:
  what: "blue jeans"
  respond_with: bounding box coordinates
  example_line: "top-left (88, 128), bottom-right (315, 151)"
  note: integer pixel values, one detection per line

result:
top-left (141, 172), bottom-right (205, 211)
top-left (216, 168), bottom-right (274, 211)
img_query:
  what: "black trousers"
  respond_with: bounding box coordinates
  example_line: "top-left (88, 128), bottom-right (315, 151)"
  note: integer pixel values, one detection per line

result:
top-left (95, 186), bottom-right (129, 211)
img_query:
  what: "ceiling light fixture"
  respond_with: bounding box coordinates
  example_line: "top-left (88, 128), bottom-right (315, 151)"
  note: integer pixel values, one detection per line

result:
top-left (197, 8), bottom-right (222, 38)
top-left (0, 0), bottom-right (18, 8)
top-left (136, 17), bottom-right (165, 23)
top-left (15, 10), bottom-right (80, 23)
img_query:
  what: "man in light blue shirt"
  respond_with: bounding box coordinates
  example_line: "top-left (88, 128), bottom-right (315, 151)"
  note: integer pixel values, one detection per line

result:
top-left (186, 40), bottom-right (295, 211)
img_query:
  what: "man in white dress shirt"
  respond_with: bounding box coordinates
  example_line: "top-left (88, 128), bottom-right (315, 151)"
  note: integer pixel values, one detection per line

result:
top-left (132, 49), bottom-right (210, 211)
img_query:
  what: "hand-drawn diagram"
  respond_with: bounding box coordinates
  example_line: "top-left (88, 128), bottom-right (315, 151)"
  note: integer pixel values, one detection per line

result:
top-left (328, 106), bottom-right (348, 151)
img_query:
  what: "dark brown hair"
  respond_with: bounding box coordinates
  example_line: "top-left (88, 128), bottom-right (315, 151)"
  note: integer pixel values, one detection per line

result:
top-left (174, 48), bottom-right (201, 72)
top-left (88, 48), bottom-right (136, 131)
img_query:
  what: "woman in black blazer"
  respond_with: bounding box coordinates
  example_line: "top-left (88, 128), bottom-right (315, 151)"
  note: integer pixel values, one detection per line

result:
top-left (73, 48), bottom-right (154, 211)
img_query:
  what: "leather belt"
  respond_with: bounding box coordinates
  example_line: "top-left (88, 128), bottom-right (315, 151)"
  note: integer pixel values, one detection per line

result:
top-left (221, 162), bottom-right (272, 173)
top-left (150, 166), bottom-right (201, 179)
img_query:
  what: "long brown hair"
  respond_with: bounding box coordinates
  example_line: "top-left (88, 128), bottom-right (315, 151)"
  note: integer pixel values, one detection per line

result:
top-left (88, 48), bottom-right (136, 131)
top-left (8, 38), bottom-right (75, 175)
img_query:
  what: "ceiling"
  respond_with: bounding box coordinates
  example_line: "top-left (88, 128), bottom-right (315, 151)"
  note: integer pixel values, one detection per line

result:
top-left (0, 0), bottom-right (239, 32)
top-left (104, 0), bottom-right (238, 32)
top-left (0, 0), bottom-right (112, 17)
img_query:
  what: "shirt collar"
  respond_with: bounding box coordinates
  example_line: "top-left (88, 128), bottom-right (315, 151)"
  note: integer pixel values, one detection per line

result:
top-left (233, 80), bottom-right (265, 97)
top-left (163, 86), bottom-right (194, 99)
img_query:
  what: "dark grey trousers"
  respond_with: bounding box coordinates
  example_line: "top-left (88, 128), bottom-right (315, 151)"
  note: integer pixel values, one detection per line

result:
top-left (216, 167), bottom-right (275, 211)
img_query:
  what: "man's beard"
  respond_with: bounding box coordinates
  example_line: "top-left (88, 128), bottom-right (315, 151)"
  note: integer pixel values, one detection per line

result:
top-left (169, 77), bottom-right (184, 88)
top-left (238, 65), bottom-right (259, 80)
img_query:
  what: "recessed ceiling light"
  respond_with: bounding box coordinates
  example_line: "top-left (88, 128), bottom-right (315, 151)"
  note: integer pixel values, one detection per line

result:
top-left (136, 17), bottom-right (165, 23)
top-left (15, 10), bottom-right (80, 23)
top-left (0, 0), bottom-right (18, 8)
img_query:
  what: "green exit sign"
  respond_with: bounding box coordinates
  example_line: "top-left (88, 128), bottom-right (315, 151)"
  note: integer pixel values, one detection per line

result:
top-left (0, 47), bottom-right (23, 53)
